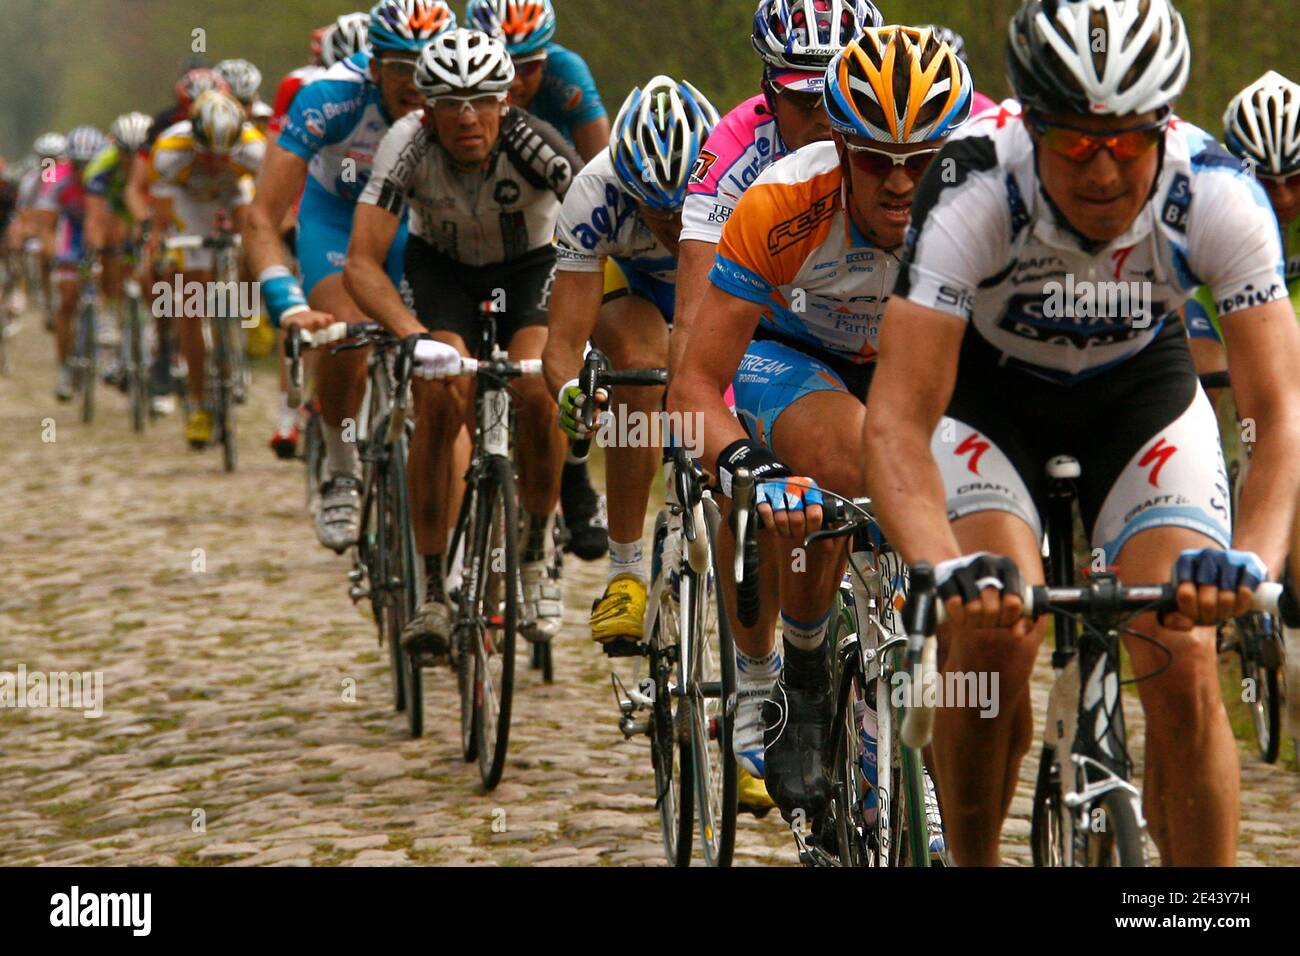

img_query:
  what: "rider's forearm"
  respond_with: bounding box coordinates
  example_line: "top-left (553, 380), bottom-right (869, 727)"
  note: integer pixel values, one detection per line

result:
top-left (667, 239), bottom-right (714, 380)
top-left (863, 415), bottom-right (963, 567)
top-left (342, 255), bottom-right (423, 338)
top-left (1229, 411), bottom-right (1300, 572)
top-left (541, 270), bottom-right (603, 396)
top-left (670, 369), bottom-right (747, 478)
top-left (242, 200), bottom-right (290, 276)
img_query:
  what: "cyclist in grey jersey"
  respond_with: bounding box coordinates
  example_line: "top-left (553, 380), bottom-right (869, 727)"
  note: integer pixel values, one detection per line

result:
top-left (348, 28), bottom-right (579, 655)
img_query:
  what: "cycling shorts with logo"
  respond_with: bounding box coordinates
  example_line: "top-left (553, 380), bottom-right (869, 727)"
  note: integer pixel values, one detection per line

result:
top-left (405, 235), bottom-right (554, 346)
top-left (933, 322), bottom-right (1231, 564)
top-left (296, 183), bottom-right (408, 296)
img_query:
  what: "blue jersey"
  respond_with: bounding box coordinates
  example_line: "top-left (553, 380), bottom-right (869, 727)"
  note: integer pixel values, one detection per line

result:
top-left (530, 43), bottom-right (605, 144)
top-left (278, 51), bottom-right (393, 207)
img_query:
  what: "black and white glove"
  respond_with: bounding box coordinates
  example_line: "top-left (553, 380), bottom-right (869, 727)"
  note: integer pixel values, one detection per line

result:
top-left (934, 552), bottom-right (1022, 605)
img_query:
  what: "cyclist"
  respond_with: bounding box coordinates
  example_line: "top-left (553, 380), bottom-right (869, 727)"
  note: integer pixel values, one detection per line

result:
top-left (149, 91), bottom-right (265, 447)
top-left (11, 133), bottom-right (67, 323)
top-left (348, 27), bottom-right (581, 654)
top-left (544, 75), bottom-right (718, 647)
top-left (863, 0), bottom-right (1300, 866)
top-left (270, 21), bottom-right (338, 134)
top-left (84, 112), bottom-right (155, 391)
top-left (145, 68), bottom-right (231, 151)
top-left (669, 26), bottom-right (973, 827)
top-left (243, 0), bottom-right (456, 550)
top-left (673, 0), bottom-right (883, 818)
top-left (467, 0), bottom-right (614, 563)
top-left (215, 59), bottom-right (264, 118)
top-left (34, 125), bottom-right (108, 402)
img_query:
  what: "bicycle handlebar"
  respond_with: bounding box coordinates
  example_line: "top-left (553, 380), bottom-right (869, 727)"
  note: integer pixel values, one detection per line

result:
top-left (164, 233), bottom-right (243, 251)
top-left (569, 349), bottom-right (667, 461)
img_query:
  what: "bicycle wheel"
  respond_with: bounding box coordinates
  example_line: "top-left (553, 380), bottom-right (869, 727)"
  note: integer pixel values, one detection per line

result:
top-left (453, 485), bottom-right (478, 763)
top-left (217, 320), bottom-right (237, 472)
top-left (895, 736), bottom-right (931, 867)
top-left (79, 302), bottom-right (96, 424)
top-left (473, 455), bottom-right (519, 789)
top-left (1081, 790), bottom-right (1146, 866)
top-left (303, 411), bottom-right (326, 511)
top-left (371, 434), bottom-right (405, 713)
top-left (1030, 746), bottom-right (1069, 867)
top-left (127, 299), bottom-right (147, 433)
top-left (826, 614), bottom-right (869, 866)
top-left (387, 434), bottom-right (423, 739)
top-left (687, 497), bottom-right (737, 867)
top-left (646, 560), bottom-right (694, 865)
top-left (1240, 616), bottom-right (1281, 763)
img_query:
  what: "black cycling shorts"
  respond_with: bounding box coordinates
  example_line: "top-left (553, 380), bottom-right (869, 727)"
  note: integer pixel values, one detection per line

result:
top-left (404, 235), bottom-right (554, 348)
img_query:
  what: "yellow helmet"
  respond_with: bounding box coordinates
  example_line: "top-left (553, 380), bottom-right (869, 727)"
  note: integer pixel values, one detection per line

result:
top-left (824, 26), bottom-right (973, 142)
top-left (189, 90), bottom-right (246, 154)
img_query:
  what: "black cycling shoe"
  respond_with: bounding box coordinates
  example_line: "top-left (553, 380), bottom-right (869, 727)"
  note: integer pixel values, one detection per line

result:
top-left (561, 461), bottom-right (608, 561)
top-left (761, 668), bottom-right (833, 825)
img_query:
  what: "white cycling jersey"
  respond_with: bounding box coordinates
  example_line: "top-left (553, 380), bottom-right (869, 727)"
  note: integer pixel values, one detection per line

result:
top-left (898, 100), bottom-right (1288, 383)
top-left (553, 151), bottom-right (676, 283)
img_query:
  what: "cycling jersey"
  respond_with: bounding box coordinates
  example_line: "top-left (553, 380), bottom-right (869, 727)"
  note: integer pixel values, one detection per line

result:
top-left (360, 107), bottom-right (579, 267)
top-left (529, 42), bottom-right (605, 144)
top-left (681, 95), bottom-right (786, 246)
top-left (971, 90), bottom-right (998, 115)
top-left (15, 167), bottom-right (43, 210)
top-left (898, 100), bottom-right (1288, 384)
top-left (36, 161), bottom-right (88, 266)
top-left (1187, 213), bottom-right (1300, 341)
top-left (554, 150), bottom-right (677, 316)
top-left (271, 64), bottom-right (326, 134)
top-left (711, 140), bottom-right (898, 364)
top-left (83, 143), bottom-right (133, 221)
top-left (146, 103), bottom-right (187, 150)
top-left (279, 52), bottom-right (393, 206)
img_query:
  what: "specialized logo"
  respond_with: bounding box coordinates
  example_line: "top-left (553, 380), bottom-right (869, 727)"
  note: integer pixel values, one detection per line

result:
top-left (766, 188), bottom-right (837, 256)
top-left (689, 149), bottom-right (718, 186)
top-left (955, 433), bottom-right (990, 476)
top-left (1138, 437), bottom-right (1177, 488)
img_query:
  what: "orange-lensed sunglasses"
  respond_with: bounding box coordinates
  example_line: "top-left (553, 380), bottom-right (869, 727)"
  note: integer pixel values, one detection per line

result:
top-left (1026, 113), bottom-right (1165, 163)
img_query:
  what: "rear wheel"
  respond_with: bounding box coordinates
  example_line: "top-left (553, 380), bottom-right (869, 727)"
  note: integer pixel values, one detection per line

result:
top-left (473, 456), bottom-right (519, 790)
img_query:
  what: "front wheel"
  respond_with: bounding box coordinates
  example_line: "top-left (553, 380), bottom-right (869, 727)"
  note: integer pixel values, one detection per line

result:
top-left (472, 456), bottom-right (519, 790)
top-left (1030, 746), bottom-right (1068, 867)
top-left (1239, 615), bottom-right (1281, 763)
top-left (1081, 790), bottom-right (1146, 867)
top-left (78, 303), bottom-right (96, 424)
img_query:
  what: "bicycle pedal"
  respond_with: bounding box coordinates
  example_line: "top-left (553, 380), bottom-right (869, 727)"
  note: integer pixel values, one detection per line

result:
top-left (602, 638), bottom-right (647, 658)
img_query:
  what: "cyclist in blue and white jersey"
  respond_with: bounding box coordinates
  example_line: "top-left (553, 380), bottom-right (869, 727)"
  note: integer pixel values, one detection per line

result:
top-left (243, 0), bottom-right (457, 554)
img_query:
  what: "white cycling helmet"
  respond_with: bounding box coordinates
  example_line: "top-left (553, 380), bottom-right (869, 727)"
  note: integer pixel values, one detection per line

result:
top-left (609, 76), bottom-right (721, 211)
top-left (752, 0), bottom-right (883, 72)
top-left (190, 90), bottom-right (246, 154)
top-left (110, 112), bottom-right (153, 152)
top-left (66, 126), bottom-right (107, 164)
top-left (1007, 0), bottom-right (1190, 116)
top-left (322, 12), bottom-right (373, 67)
top-left (215, 58), bottom-right (263, 105)
top-left (414, 28), bottom-right (514, 99)
top-left (33, 132), bottom-right (67, 160)
top-left (1224, 70), bottom-right (1300, 177)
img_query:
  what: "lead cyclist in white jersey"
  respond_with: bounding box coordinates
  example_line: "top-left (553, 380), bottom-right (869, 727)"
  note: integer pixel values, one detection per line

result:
top-left (864, 0), bottom-right (1300, 866)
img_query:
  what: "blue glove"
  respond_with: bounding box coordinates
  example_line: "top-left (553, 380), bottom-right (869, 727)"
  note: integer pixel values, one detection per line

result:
top-left (756, 475), bottom-right (824, 514)
top-left (1173, 548), bottom-right (1268, 593)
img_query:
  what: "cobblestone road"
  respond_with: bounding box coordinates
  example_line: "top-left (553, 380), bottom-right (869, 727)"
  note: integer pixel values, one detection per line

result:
top-left (1, 315), bottom-right (1295, 866)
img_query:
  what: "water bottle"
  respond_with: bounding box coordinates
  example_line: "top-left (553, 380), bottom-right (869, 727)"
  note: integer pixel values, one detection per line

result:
top-left (856, 698), bottom-right (879, 826)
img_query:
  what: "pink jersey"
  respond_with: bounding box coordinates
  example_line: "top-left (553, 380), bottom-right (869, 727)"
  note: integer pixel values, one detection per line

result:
top-left (680, 94), bottom-right (786, 246)
top-left (971, 90), bottom-right (998, 117)
top-left (35, 161), bottom-right (87, 223)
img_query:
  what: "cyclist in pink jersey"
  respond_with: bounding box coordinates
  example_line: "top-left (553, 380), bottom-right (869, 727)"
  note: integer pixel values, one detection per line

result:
top-left (673, 0), bottom-right (883, 816)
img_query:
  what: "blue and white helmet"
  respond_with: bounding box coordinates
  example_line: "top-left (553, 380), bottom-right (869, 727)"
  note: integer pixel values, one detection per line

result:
top-left (609, 76), bottom-right (721, 211)
top-left (752, 0), bottom-right (883, 71)
top-left (465, 0), bottom-right (556, 56)
top-left (65, 126), bottom-right (107, 163)
top-left (368, 0), bottom-right (457, 54)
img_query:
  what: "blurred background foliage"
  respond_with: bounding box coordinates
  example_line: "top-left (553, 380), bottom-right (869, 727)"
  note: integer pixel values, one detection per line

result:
top-left (5, 0), bottom-right (1298, 156)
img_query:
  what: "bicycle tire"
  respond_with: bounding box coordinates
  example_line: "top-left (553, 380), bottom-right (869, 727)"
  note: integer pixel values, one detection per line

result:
top-left (897, 740), bottom-right (931, 867)
top-left (649, 611), bottom-right (694, 867)
top-left (826, 618), bottom-right (868, 867)
top-left (454, 484), bottom-right (478, 763)
top-left (473, 455), bottom-right (519, 790)
top-left (1030, 745), bottom-right (1068, 867)
top-left (1241, 649), bottom-right (1281, 763)
top-left (218, 320), bottom-right (237, 472)
top-left (688, 497), bottom-right (737, 867)
top-left (303, 412), bottom-right (325, 512)
top-left (388, 435), bottom-right (423, 739)
top-left (126, 297), bottom-right (146, 433)
top-left (1082, 790), bottom-right (1146, 867)
top-left (372, 432), bottom-right (406, 713)
top-left (79, 302), bottom-right (96, 424)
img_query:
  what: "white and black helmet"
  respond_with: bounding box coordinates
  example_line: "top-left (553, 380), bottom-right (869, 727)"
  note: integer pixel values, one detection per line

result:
top-left (66, 125), bottom-right (107, 163)
top-left (322, 12), bottom-right (372, 67)
top-left (215, 58), bottom-right (263, 105)
top-left (1224, 70), bottom-right (1300, 177)
top-left (1007, 0), bottom-right (1190, 116)
top-left (414, 28), bottom-right (514, 99)
top-left (33, 132), bottom-right (67, 160)
top-left (110, 112), bottom-right (153, 152)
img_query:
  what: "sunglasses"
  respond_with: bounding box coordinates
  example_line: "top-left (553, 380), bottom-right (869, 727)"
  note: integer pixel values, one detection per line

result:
top-left (842, 140), bottom-right (941, 180)
top-left (771, 84), bottom-right (824, 115)
top-left (430, 94), bottom-right (507, 120)
top-left (379, 57), bottom-right (419, 78)
top-left (1027, 115), bottom-right (1165, 163)
top-left (512, 54), bottom-right (546, 78)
